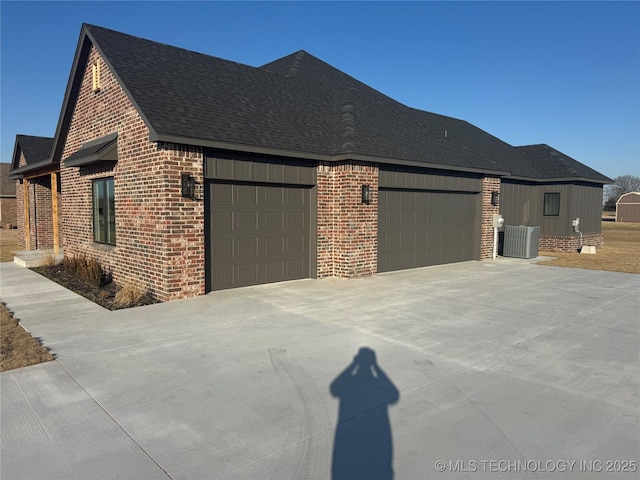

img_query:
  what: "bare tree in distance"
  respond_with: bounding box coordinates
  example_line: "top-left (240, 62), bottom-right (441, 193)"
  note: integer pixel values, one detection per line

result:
top-left (604, 175), bottom-right (640, 210)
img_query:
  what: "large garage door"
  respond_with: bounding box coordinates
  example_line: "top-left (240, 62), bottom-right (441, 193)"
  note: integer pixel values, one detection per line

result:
top-left (208, 182), bottom-right (310, 290)
top-left (378, 189), bottom-right (478, 272)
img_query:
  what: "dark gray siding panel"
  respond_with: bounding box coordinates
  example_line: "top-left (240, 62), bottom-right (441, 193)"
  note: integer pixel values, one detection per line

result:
top-left (501, 181), bottom-right (603, 236)
top-left (207, 182), bottom-right (311, 291)
top-left (378, 189), bottom-right (479, 272)
top-left (500, 181), bottom-right (540, 227)
top-left (205, 150), bottom-right (315, 185)
top-left (569, 184), bottom-right (603, 234)
top-left (379, 166), bottom-right (482, 192)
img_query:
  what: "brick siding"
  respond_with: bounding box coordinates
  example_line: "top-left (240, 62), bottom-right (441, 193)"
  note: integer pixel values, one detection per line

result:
top-left (61, 46), bottom-right (205, 302)
top-left (316, 161), bottom-right (378, 278)
top-left (539, 233), bottom-right (604, 253)
top-left (480, 176), bottom-right (500, 259)
top-left (0, 197), bottom-right (17, 228)
top-left (15, 176), bottom-right (60, 249)
top-left (16, 181), bottom-right (24, 247)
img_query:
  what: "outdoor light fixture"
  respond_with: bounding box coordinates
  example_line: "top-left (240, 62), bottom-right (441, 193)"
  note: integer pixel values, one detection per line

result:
top-left (362, 184), bottom-right (372, 204)
top-left (491, 190), bottom-right (500, 206)
top-left (181, 174), bottom-right (196, 198)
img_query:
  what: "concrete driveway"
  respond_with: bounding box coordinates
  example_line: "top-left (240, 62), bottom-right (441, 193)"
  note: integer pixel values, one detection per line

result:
top-left (1, 259), bottom-right (638, 479)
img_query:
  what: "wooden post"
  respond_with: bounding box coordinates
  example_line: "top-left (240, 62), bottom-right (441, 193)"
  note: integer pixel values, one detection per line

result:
top-left (23, 179), bottom-right (30, 250)
top-left (51, 172), bottom-right (60, 255)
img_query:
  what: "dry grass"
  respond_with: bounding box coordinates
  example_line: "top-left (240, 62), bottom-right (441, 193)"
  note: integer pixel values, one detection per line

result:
top-left (538, 222), bottom-right (640, 274)
top-left (114, 282), bottom-right (146, 308)
top-left (40, 252), bottom-right (57, 268)
top-left (63, 254), bottom-right (105, 287)
top-left (0, 228), bottom-right (20, 262)
top-left (1, 304), bottom-right (54, 372)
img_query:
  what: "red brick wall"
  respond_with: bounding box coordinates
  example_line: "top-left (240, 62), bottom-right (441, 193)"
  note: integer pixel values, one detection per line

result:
top-left (61, 46), bottom-right (205, 302)
top-left (540, 233), bottom-right (604, 252)
top-left (15, 177), bottom-right (60, 249)
top-left (481, 176), bottom-right (500, 259)
top-left (16, 159), bottom-right (26, 247)
top-left (31, 176), bottom-right (54, 249)
top-left (1, 198), bottom-right (17, 228)
top-left (317, 161), bottom-right (378, 277)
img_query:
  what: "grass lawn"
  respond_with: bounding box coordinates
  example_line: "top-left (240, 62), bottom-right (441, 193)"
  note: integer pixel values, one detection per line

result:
top-left (1, 304), bottom-right (54, 372)
top-left (537, 221), bottom-right (640, 274)
top-left (0, 228), bottom-right (21, 262)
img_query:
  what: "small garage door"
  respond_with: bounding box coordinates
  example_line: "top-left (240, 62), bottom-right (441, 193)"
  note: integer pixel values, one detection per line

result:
top-left (378, 189), bottom-right (478, 272)
top-left (208, 182), bottom-right (310, 290)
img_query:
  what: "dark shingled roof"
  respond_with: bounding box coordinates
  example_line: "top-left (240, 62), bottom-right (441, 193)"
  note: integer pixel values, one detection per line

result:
top-left (14, 135), bottom-right (54, 165)
top-left (516, 145), bottom-right (612, 183)
top-left (10, 135), bottom-right (55, 177)
top-left (49, 24), bottom-right (608, 183)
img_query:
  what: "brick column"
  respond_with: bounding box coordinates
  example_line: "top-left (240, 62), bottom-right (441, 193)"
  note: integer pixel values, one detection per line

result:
top-left (317, 161), bottom-right (378, 277)
top-left (481, 176), bottom-right (501, 259)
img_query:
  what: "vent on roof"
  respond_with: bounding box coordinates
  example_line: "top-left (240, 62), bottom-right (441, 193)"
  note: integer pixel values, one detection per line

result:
top-left (92, 62), bottom-right (101, 92)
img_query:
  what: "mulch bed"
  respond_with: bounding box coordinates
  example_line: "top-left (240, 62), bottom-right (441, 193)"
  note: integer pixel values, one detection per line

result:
top-left (31, 265), bottom-right (158, 310)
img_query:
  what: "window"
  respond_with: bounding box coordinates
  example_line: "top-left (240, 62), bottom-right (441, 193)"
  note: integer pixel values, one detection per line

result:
top-left (93, 178), bottom-right (115, 245)
top-left (543, 192), bottom-right (560, 216)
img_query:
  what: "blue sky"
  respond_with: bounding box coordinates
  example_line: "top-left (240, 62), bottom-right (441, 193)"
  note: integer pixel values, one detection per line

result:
top-left (1, 1), bottom-right (638, 179)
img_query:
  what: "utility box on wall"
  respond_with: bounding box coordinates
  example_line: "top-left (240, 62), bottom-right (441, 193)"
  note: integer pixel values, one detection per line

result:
top-left (503, 225), bottom-right (540, 259)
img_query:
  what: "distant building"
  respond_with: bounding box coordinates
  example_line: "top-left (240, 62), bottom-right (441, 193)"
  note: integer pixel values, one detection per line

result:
top-left (0, 163), bottom-right (17, 228)
top-left (616, 192), bottom-right (640, 223)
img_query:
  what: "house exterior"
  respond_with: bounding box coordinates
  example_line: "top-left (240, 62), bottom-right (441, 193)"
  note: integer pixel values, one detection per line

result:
top-left (0, 163), bottom-right (18, 228)
top-left (10, 24), bottom-right (612, 302)
top-left (616, 192), bottom-right (640, 222)
top-left (9, 136), bottom-right (59, 250)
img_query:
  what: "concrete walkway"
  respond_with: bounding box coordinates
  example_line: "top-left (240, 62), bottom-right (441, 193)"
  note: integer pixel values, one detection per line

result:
top-left (1, 260), bottom-right (638, 479)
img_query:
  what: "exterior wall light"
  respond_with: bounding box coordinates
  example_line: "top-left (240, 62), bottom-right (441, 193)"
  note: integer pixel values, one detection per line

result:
top-left (181, 174), bottom-right (196, 198)
top-left (491, 190), bottom-right (500, 206)
top-left (362, 184), bottom-right (372, 204)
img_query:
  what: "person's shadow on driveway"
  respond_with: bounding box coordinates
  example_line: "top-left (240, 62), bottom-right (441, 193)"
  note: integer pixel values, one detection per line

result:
top-left (330, 347), bottom-right (400, 480)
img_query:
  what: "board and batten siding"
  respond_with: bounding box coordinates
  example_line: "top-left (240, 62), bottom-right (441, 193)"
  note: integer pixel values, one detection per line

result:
top-left (501, 181), bottom-right (602, 236)
top-left (379, 166), bottom-right (482, 192)
top-left (205, 150), bottom-right (316, 185)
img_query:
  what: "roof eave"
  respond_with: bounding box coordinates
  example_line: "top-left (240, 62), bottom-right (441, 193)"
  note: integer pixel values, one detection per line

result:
top-left (9, 159), bottom-right (57, 179)
top-left (152, 133), bottom-right (509, 176)
top-left (506, 174), bottom-right (612, 184)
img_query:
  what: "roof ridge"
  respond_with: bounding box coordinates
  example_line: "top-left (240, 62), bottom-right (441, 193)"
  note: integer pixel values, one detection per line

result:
top-left (284, 50), bottom-right (307, 78)
top-left (339, 87), bottom-right (358, 152)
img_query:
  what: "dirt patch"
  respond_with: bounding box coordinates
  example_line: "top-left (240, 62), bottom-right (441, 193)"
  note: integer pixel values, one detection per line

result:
top-left (0, 228), bottom-right (21, 262)
top-left (31, 264), bottom-right (158, 310)
top-left (538, 222), bottom-right (640, 274)
top-left (1, 304), bottom-right (54, 372)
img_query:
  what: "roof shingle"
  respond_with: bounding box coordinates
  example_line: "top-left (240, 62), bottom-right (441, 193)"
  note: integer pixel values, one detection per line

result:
top-left (46, 24), bottom-right (608, 183)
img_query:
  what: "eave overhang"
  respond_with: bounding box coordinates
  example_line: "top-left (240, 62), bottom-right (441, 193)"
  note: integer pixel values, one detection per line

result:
top-left (505, 174), bottom-right (613, 185)
top-left (9, 159), bottom-right (58, 180)
top-left (152, 132), bottom-right (511, 177)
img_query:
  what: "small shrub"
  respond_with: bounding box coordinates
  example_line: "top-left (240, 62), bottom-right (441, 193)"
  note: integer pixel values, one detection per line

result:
top-left (63, 254), bottom-right (108, 287)
top-left (81, 257), bottom-right (103, 287)
top-left (40, 253), bottom-right (56, 268)
top-left (114, 282), bottom-right (146, 308)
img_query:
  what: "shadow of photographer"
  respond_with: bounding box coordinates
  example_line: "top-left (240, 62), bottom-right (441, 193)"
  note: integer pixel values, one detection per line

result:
top-left (330, 347), bottom-right (400, 480)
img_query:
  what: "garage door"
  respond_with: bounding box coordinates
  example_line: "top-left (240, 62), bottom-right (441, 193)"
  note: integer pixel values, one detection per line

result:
top-left (208, 182), bottom-right (310, 290)
top-left (378, 189), bottom-right (478, 272)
